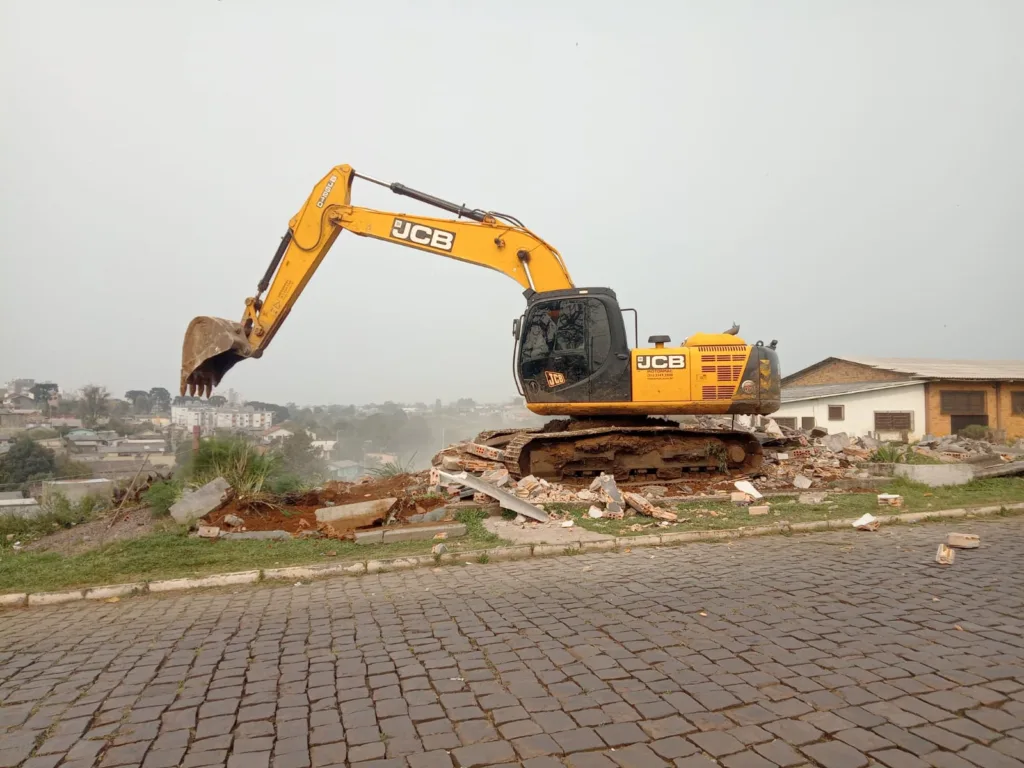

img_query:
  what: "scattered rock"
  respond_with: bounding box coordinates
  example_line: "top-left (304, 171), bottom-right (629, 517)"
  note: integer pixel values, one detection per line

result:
top-left (588, 506), bottom-right (604, 519)
top-left (748, 505), bottom-right (770, 516)
top-left (946, 532), bottom-right (980, 549)
top-left (734, 480), bottom-right (762, 499)
top-left (623, 492), bottom-right (678, 521)
top-left (793, 474), bottom-right (813, 490)
top-left (197, 525), bottom-right (220, 538)
top-left (432, 543), bottom-right (448, 555)
top-left (222, 514), bottom-right (245, 528)
top-left (935, 543), bottom-right (956, 565)
top-left (641, 485), bottom-right (668, 498)
top-left (852, 513), bottom-right (880, 531)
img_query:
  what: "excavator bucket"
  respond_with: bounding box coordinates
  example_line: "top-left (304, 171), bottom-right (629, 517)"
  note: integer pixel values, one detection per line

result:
top-left (180, 316), bottom-right (253, 397)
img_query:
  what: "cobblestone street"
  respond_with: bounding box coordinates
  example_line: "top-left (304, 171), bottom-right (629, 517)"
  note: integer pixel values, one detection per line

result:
top-left (0, 520), bottom-right (1022, 768)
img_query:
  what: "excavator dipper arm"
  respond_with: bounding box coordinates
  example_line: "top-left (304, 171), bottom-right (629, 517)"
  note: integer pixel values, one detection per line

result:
top-left (180, 165), bottom-right (575, 396)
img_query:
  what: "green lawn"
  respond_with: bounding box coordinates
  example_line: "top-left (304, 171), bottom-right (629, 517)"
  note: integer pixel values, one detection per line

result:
top-left (567, 477), bottom-right (1024, 537)
top-left (0, 510), bottom-right (502, 595)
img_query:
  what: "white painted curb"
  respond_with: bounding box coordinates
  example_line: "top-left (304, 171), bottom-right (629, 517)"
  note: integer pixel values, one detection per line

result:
top-left (2, 501), bottom-right (1020, 609)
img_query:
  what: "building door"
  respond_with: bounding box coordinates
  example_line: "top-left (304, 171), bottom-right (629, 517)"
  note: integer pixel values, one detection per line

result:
top-left (951, 414), bottom-right (988, 433)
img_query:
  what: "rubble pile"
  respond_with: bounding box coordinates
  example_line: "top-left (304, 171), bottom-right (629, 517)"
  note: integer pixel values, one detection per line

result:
top-left (915, 434), bottom-right (1024, 462)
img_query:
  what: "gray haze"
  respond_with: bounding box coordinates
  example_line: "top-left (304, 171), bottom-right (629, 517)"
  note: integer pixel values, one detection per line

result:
top-left (2, 1), bottom-right (1022, 405)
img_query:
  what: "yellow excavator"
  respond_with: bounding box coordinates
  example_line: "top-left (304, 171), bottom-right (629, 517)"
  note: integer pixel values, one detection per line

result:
top-left (181, 164), bottom-right (782, 481)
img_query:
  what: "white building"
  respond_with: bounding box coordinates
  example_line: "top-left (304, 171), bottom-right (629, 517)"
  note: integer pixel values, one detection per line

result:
top-left (774, 381), bottom-right (926, 442)
top-left (171, 405), bottom-right (274, 431)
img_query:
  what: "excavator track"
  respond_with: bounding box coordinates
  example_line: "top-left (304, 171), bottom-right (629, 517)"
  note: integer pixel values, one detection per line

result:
top-left (476, 422), bottom-right (763, 482)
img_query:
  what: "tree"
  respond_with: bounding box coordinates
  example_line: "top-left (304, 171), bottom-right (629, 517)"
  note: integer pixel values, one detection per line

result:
top-left (125, 390), bottom-right (151, 413)
top-left (30, 382), bottom-right (59, 405)
top-left (277, 430), bottom-right (327, 480)
top-left (0, 436), bottom-right (57, 487)
top-left (149, 387), bottom-right (171, 412)
top-left (78, 385), bottom-right (109, 427)
top-left (208, 395), bottom-right (227, 407)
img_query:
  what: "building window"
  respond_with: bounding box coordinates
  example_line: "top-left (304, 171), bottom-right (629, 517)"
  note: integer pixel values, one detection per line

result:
top-left (875, 411), bottom-right (912, 431)
top-left (828, 405), bottom-right (845, 421)
top-left (940, 390), bottom-right (986, 415)
top-left (775, 417), bottom-right (797, 429)
top-left (1012, 392), bottom-right (1024, 415)
top-left (801, 417), bottom-right (815, 430)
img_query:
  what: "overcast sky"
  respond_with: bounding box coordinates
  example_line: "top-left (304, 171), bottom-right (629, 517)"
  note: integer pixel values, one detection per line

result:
top-left (2, 1), bottom-right (1022, 406)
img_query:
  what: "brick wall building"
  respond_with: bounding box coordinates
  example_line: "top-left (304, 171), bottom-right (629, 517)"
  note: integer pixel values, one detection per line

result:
top-left (783, 357), bottom-right (1024, 440)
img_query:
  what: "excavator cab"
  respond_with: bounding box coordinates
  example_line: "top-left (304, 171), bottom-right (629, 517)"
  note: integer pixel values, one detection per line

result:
top-left (515, 287), bottom-right (632, 404)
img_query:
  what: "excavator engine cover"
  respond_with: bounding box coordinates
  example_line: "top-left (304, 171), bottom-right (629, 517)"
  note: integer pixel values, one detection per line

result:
top-left (180, 316), bottom-right (253, 397)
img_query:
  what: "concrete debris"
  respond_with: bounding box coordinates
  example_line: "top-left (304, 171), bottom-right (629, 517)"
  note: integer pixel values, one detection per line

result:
top-left (460, 442), bottom-right (506, 461)
top-left (561, 519), bottom-right (574, 528)
top-left (731, 492), bottom-right (752, 505)
top-left (438, 470), bottom-right (549, 523)
top-left (408, 508), bottom-right (447, 523)
top-left (641, 485), bottom-right (668, 498)
top-left (432, 543), bottom-right (448, 555)
top-left (763, 419), bottom-right (783, 437)
top-left (748, 505), bottom-right (770, 516)
top-left (935, 543), bottom-right (956, 565)
top-left (315, 498), bottom-right (396, 526)
top-left (852, 513), bottom-right (880, 531)
top-left (793, 474), bottom-right (813, 490)
top-left (170, 477), bottom-right (232, 525)
top-left (877, 493), bottom-right (903, 507)
top-left (822, 433), bottom-right (852, 453)
top-left (221, 530), bottom-right (289, 540)
top-left (623, 492), bottom-right (678, 522)
top-left (197, 525), bottom-right (220, 538)
top-left (946, 532), bottom-right (980, 549)
top-left (575, 489), bottom-right (597, 502)
top-left (222, 514), bottom-right (245, 528)
top-left (734, 480), bottom-right (762, 499)
top-left (810, 426), bottom-right (829, 438)
top-left (588, 506), bottom-right (604, 519)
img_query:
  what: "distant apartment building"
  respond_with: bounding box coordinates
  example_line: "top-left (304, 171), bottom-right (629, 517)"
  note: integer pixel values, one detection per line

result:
top-left (171, 404), bottom-right (274, 431)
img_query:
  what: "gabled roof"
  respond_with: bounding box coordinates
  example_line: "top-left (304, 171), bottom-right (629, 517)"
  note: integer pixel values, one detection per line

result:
top-left (781, 380), bottom-right (923, 403)
top-left (785, 356), bottom-right (1024, 384)
top-left (841, 357), bottom-right (1024, 381)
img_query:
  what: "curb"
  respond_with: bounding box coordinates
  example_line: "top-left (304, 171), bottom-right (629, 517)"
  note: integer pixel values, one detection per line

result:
top-left (3, 501), bottom-right (1022, 609)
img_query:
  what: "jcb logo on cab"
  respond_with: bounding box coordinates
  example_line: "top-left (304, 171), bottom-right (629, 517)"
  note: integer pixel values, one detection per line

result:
top-left (636, 354), bottom-right (685, 370)
top-left (391, 218), bottom-right (455, 251)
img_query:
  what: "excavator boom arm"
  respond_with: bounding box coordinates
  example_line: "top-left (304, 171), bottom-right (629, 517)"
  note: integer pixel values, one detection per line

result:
top-left (180, 164), bottom-right (574, 396)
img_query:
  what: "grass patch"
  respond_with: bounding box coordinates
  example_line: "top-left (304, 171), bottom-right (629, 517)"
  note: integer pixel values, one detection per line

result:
top-left (570, 477), bottom-right (1024, 537)
top-left (0, 513), bottom-right (505, 594)
top-left (0, 496), bottom-right (105, 550)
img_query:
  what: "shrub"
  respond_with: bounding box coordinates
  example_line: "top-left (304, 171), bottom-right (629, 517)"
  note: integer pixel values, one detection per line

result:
top-left (143, 480), bottom-right (183, 516)
top-left (268, 474), bottom-right (305, 495)
top-left (958, 424), bottom-right (989, 441)
top-left (187, 437), bottom-right (280, 495)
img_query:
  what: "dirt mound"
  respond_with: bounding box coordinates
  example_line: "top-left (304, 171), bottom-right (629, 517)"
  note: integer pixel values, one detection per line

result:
top-left (203, 473), bottom-right (446, 535)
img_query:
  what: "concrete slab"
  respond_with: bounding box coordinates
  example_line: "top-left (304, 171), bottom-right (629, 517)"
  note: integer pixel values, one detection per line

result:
top-left (379, 523), bottom-right (467, 543)
top-left (169, 477), bottom-right (231, 524)
top-left (315, 498), bottom-right (396, 525)
top-left (894, 463), bottom-right (974, 487)
top-left (483, 517), bottom-right (613, 545)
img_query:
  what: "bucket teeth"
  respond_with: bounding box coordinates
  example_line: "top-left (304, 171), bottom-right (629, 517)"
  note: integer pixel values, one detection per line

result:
top-left (180, 316), bottom-right (253, 398)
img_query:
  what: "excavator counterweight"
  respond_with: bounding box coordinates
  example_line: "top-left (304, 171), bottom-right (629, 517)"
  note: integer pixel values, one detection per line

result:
top-left (180, 163), bottom-right (782, 481)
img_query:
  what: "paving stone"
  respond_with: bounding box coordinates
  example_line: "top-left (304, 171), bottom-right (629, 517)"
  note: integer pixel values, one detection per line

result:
top-left (800, 741), bottom-right (869, 768)
top-left (958, 744), bottom-right (1024, 768)
top-left (608, 743), bottom-right (670, 768)
top-left (451, 740), bottom-right (516, 767)
top-left (650, 736), bottom-right (698, 759)
top-left (872, 750), bottom-right (930, 768)
top-left (754, 739), bottom-right (805, 767)
top-left (764, 718), bottom-right (823, 745)
top-left (688, 730), bottom-right (745, 757)
top-left (554, 728), bottom-right (606, 753)
top-left (597, 722), bottom-right (650, 746)
top-left (720, 752), bottom-right (778, 768)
